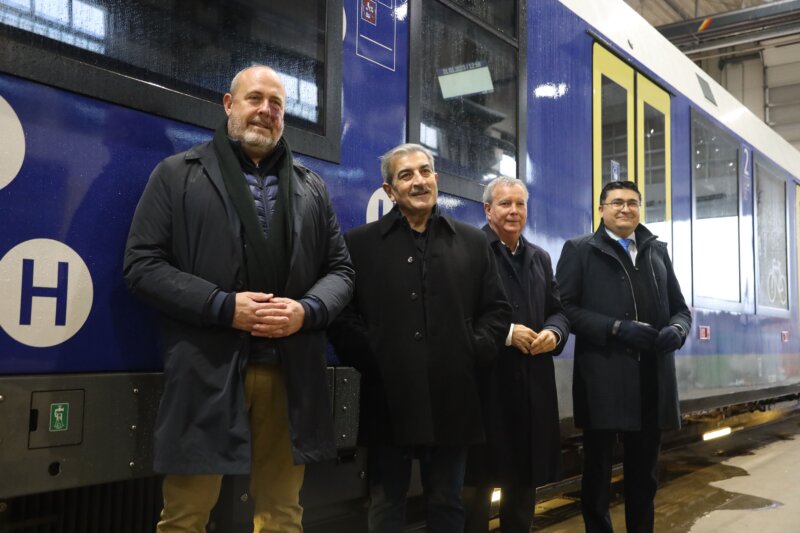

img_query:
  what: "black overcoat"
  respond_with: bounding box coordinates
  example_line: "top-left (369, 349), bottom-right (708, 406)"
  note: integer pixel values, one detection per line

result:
top-left (328, 207), bottom-right (511, 447)
top-left (555, 222), bottom-right (691, 431)
top-left (466, 226), bottom-right (569, 488)
top-left (123, 140), bottom-right (354, 473)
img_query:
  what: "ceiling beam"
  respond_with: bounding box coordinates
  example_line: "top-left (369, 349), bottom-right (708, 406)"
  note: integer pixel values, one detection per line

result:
top-left (659, 0), bottom-right (800, 39)
top-left (661, 0), bottom-right (693, 20)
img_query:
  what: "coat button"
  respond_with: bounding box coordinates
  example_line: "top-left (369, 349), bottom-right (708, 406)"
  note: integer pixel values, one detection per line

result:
top-left (414, 331), bottom-right (423, 341)
top-left (410, 291), bottom-right (418, 300)
top-left (407, 256), bottom-right (414, 263)
top-left (625, 312), bottom-right (630, 317)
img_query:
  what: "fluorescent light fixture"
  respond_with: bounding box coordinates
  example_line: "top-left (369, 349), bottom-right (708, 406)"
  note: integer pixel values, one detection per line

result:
top-left (498, 154), bottom-right (516, 177)
top-left (420, 122), bottom-right (439, 150)
top-left (702, 427), bottom-right (732, 441)
top-left (491, 488), bottom-right (502, 503)
top-left (437, 62), bottom-right (494, 99)
top-left (533, 82), bottom-right (568, 99)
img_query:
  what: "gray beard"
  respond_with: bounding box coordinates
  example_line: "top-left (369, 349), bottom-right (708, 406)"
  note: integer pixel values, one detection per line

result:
top-left (242, 129), bottom-right (278, 153)
top-left (228, 116), bottom-right (280, 155)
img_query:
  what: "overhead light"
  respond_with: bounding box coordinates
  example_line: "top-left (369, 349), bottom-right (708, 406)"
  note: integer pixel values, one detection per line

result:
top-left (703, 427), bottom-right (732, 441)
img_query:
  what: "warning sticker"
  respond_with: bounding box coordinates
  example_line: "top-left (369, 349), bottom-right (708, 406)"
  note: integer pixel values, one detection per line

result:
top-left (50, 402), bottom-right (69, 432)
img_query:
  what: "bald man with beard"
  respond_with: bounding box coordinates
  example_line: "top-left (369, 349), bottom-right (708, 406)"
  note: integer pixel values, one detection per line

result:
top-left (124, 66), bottom-right (353, 533)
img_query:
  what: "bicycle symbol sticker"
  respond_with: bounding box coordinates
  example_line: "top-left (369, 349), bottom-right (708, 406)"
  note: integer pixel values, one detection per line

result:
top-left (767, 258), bottom-right (787, 306)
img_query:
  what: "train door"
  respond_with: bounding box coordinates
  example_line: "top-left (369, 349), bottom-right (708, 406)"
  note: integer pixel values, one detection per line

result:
top-left (592, 43), bottom-right (673, 246)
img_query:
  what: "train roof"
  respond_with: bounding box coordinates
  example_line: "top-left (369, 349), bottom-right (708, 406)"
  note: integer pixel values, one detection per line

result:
top-left (560, 0), bottom-right (800, 180)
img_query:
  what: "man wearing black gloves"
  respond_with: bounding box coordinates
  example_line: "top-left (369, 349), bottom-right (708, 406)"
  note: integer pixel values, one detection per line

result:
top-left (556, 180), bottom-right (691, 533)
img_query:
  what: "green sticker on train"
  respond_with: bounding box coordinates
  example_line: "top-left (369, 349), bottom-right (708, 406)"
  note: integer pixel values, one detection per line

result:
top-left (49, 403), bottom-right (69, 432)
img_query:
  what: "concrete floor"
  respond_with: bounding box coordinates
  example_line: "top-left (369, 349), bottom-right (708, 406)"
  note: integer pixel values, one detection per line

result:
top-left (532, 410), bottom-right (800, 532)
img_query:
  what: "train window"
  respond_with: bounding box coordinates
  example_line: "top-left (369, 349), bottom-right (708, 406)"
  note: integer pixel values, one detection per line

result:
top-left (755, 158), bottom-right (789, 312)
top-left (0, 0), bottom-right (342, 162)
top-left (602, 80), bottom-right (630, 181)
top-left (448, 0), bottom-right (517, 38)
top-left (637, 75), bottom-right (671, 227)
top-left (409, 0), bottom-right (520, 201)
top-left (642, 104), bottom-right (666, 220)
top-left (691, 112), bottom-right (741, 304)
top-left (796, 184), bottom-right (800, 319)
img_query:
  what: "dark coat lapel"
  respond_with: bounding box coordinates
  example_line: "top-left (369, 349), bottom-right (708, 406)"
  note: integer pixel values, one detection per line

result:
top-left (288, 167), bottom-right (307, 273)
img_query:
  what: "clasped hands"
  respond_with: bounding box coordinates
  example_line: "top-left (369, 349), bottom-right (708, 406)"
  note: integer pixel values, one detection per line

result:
top-left (511, 324), bottom-right (557, 355)
top-left (615, 320), bottom-right (682, 354)
top-left (232, 292), bottom-right (304, 338)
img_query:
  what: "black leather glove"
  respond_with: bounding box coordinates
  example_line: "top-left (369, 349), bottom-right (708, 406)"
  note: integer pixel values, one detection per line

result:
top-left (615, 320), bottom-right (658, 351)
top-left (654, 325), bottom-right (683, 354)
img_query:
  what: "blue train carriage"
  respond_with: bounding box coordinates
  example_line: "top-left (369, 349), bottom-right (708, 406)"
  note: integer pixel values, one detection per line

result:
top-left (0, 0), bottom-right (798, 529)
top-left (0, 1), bottom-right (370, 526)
top-left (541, 0), bottom-right (800, 431)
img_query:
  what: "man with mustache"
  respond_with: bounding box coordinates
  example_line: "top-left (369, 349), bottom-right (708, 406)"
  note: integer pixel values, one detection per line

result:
top-left (556, 180), bottom-right (691, 533)
top-left (124, 66), bottom-right (354, 533)
top-left (329, 143), bottom-right (510, 533)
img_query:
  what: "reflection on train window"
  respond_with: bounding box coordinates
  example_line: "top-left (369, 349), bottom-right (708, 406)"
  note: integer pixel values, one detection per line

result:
top-left (692, 113), bottom-right (740, 303)
top-left (755, 159), bottom-right (788, 311)
top-left (642, 103), bottom-right (666, 222)
top-left (0, 0), bottom-right (327, 133)
top-left (0, 0), bottom-right (105, 50)
top-left (448, 0), bottom-right (517, 38)
top-left (417, 0), bottom-right (518, 194)
top-left (601, 77), bottom-right (630, 184)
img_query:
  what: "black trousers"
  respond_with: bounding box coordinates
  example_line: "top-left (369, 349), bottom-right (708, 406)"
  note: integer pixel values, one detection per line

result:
top-left (580, 422), bottom-right (662, 533)
top-left (464, 484), bottom-right (537, 533)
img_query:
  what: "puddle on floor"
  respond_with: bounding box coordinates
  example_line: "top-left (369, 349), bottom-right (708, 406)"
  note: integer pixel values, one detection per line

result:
top-left (654, 457), bottom-right (782, 532)
top-left (533, 430), bottom-right (790, 533)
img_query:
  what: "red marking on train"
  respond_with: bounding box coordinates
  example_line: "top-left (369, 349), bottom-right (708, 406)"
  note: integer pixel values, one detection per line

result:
top-left (362, 0), bottom-right (377, 25)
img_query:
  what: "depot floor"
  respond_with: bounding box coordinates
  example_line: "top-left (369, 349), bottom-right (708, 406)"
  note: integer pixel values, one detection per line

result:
top-left (528, 409), bottom-right (800, 533)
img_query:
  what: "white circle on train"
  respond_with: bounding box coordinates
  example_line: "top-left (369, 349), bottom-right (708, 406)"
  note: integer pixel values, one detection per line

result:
top-left (0, 95), bottom-right (25, 190)
top-left (366, 187), bottom-right (393, 223)
top-left (0, 239), bottom-right (93, 348)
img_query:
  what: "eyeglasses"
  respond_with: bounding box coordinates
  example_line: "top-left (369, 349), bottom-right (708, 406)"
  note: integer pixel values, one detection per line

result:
top-left (601, 199), bottom-right (641, 210)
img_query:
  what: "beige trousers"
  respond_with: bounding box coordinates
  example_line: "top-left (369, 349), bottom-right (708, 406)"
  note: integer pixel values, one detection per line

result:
top-left (157, 364), bottom-right (305, 533)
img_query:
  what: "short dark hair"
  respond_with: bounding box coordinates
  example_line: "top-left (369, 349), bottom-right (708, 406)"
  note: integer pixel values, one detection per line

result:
top-left (599, 180), bottom-right (641, 204)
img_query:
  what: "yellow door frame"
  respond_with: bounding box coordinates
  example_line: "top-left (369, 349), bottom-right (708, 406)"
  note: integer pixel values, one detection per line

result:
top-left (593, 43), bottom-right (634, 228)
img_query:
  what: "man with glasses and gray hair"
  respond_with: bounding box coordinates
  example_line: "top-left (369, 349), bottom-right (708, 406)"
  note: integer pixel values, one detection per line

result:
top-left (464, 176), bottom-right (569, 533)
top-left (329, 143), bottom-right (510, 533)
top-left (555, 180), bottom-right (691, 533)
